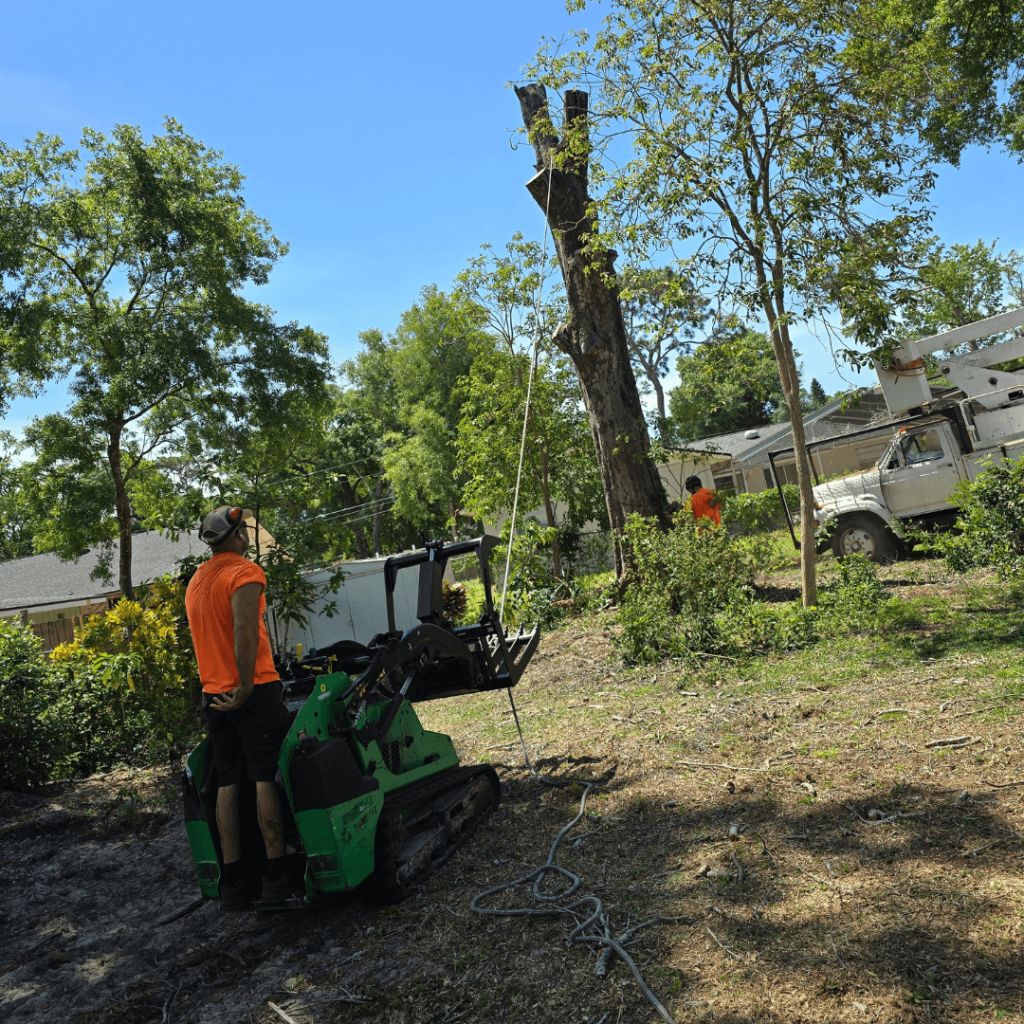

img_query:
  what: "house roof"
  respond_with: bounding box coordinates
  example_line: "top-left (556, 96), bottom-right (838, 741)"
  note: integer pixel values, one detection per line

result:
top-left (739, 384), bottom-right (956, 465)
top-left (667, 422), bottom-right (791, 462)
top-left (0, 530), bottom-right (204, 613)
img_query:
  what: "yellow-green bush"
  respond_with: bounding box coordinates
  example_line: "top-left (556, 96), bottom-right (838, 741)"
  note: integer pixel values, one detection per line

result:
top-left (48, 577), bottom-right (202, 773)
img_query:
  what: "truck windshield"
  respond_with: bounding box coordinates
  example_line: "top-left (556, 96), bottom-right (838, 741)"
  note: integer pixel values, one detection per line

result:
top-left (901, 428), bottom-right (944, 465)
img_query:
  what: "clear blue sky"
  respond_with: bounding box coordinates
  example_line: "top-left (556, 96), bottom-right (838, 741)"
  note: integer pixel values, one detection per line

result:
top-left (2, 0), bottom-right (1021, 432)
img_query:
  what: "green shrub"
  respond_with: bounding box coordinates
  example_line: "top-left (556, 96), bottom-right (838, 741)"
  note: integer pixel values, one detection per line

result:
top-left (49, 577), bottom-right (202, 773)
top-left (616, 512), bottom-right (753, 664)
top-left (940, 458), bottom-right (1024, 589)
top-left (721, 484), bottom-right (799, 534)
top-left (817, 554), bottom-right (884, 615)
top-left (496, 519), bottom-right (577, 629)
top-left (0, 618), bottom-right (66, 789)
top-left (721, 486), bottom-right (800, 579)
top-left (717, 599), bottom-right (819, 655)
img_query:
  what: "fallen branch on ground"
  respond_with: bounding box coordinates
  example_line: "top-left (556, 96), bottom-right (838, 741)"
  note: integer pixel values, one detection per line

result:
top-left (707, 927), bottom-right (745, 961)
top-left (156, 897), bottom-right (205, 926)
top-left (268, 1003), bottom-right (300, 1024)
top-left (925, 735), bottom-right (971, 748)
top-left (963, 839), bottom-right (1003, 858)
top-left (675, 760), bottom-right (773, 773)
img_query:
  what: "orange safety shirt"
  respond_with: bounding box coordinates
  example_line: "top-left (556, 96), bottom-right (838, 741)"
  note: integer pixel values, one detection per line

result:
top-left (689, 488), bottom-right (721, 525)
top-left (185, 552), bottom-right (278, 694)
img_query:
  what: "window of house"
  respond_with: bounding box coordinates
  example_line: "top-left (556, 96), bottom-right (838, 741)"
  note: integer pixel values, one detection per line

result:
top-left (713, 473), bottom-right (736, 495)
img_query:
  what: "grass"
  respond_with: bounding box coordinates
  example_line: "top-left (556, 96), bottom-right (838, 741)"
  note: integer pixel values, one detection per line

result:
top-left (402, 557), bottom-right (1024, 1024)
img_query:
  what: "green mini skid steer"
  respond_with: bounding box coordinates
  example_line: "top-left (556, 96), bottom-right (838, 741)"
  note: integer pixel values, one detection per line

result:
top-left (182, 536), bottom-right (538, 906)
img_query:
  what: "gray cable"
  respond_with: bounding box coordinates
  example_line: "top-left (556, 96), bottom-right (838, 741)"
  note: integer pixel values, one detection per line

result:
top-left (470, 720), bottom-right (681, 1024)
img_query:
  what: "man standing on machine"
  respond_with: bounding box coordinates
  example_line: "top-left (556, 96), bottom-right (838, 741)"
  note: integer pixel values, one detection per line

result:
top-left (185, 505), bottom-right (298, 909)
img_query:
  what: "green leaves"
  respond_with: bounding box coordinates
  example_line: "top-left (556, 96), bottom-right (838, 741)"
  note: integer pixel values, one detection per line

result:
top-left (0, 119), bottom-right (330, 595)
top-left (667, 329), bottom-right (787, 440)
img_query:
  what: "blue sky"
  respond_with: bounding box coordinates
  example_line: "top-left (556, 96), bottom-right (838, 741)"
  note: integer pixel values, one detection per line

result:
top-left (2, 0), bottom-right (1021, 433)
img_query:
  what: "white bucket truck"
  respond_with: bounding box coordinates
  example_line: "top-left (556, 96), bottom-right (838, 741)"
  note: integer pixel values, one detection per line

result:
top-left (780, 306), bottom-right (1024, 562)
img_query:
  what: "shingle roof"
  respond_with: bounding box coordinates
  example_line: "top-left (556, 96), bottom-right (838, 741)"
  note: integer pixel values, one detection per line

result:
top-left (668, 422), bottom-right (791, 462)
top-left (0, 530), bottom-right (203, 612)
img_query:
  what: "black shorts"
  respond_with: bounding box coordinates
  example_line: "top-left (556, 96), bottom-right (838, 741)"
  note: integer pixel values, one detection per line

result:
top-left (202, 680), bottom-right (291, 786)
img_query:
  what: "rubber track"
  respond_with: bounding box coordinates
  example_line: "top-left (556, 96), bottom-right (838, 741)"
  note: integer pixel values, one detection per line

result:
top-left (370, 764), bottom-right (500, 899)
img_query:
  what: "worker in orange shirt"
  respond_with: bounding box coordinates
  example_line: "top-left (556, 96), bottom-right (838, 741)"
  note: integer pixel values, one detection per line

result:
top-left (185, 506), bottom-right (299, 910)
top-left (684, 476), bottom-right (721, 525)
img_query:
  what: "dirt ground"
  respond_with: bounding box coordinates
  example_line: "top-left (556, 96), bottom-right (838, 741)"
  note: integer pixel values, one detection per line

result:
top-left (3, 573), bottom-right (1024, 1024)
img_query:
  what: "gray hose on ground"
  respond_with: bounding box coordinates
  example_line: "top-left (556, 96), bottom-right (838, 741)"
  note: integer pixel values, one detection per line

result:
top-left (470, 780), bottom-right (680, 1024)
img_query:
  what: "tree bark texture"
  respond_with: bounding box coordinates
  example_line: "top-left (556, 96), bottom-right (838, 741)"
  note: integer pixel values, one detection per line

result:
top-left (515, 84), bottom-right (669, 579)
top-left (107, 427), bottom-right (135, 601)
top-left (769, 323), bottom-right (818, 606)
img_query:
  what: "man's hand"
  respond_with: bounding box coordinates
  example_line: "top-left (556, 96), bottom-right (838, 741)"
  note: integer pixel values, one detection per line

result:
top-left (209, 682), bottom-right (253, 713)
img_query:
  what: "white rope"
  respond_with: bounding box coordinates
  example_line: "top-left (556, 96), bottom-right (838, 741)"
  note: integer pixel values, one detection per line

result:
top-left (499, 161), bottom-right (556, 621)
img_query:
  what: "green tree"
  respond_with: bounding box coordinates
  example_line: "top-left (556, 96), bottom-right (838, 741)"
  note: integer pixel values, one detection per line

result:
top-left (809, 378), bottom-right (829, 409)
top-left (383, 286), bottom-right (496, 540)
top-left (0, 120), bottom-right (330, 597)
top-left (457, 234), bottom-right (566, 357)
top-left (0, 441), bottom-right (37, 561)
top-left (846, 0), bottom-right (1024, 162)
top-left (898, 239), bottom-right (1024, 347)
top-left (456, 347), bottom-right (603, 579)
top-left (529, 0), bottom-right (935, 604)
top-left (620, 266), bottom-right (708, 424)
top-left (338, 329), bottom-right (405, 556)
top-left (668, 330), bottom-right (787, 441)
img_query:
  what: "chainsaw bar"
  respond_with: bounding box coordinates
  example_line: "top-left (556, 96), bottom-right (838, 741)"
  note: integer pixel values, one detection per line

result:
top-left (366, 764), bottom-right (500, 902)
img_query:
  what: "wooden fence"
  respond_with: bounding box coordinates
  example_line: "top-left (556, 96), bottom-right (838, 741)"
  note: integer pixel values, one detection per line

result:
top-left (30, 616), bottom-right (81, 653)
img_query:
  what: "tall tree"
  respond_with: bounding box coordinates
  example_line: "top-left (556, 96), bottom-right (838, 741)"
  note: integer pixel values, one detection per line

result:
top-left (456, 347), bottom-right (603, 579)
top-left (0, 120), bottom-right (330, 597)
top-left (668, 330), bottom-right (787, 441)
top-left (383, 286), bottom-right (495, 541)
top-left (457, 234), bottom-right (566, 358)
top-left (898, 239), bottom-right (1024, 347)
top-left (514, 85), bottom-right (671, 583)
top-left (620, 266), bottom-right (708, 424)
top-left (338, 329), bottom-right (405, 556)
top-left (528, 0), bottom-right (935, 603)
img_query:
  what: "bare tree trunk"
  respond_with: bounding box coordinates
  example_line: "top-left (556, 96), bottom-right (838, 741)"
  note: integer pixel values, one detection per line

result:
top-left (652, 375), bottom-right (666, 423)
top-left (768, 323), bottom-right (817, 606)
top-left (338, 478), bottom-right (371, 558)
top-left (755, 259), bottom-right (817, 606)
top-left (107, 426), bottom-right (134, 601)
top-left (539, 447), bottom-right (562, 581)
top-left (515, 84), bottom-right (669, 583)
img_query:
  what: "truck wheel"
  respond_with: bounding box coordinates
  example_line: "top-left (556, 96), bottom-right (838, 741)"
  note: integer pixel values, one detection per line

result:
top-left (831, 514), bottom-right (898, 564)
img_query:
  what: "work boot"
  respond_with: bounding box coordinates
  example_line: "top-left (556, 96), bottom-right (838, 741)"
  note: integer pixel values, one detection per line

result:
top-left (219, 878), bottom-right (251, 911)
top-left (261, 872), bottom-right (303, 904)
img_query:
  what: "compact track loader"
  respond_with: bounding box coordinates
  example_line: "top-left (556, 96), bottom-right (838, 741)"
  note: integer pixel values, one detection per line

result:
top-left (181, 536), bottom-right (538, 905)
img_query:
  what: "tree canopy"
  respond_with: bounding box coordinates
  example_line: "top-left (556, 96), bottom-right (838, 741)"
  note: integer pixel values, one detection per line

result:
top-left (668, 330), bottom-right (787, 441)
top-left (845, 0), bottom-right (1024, 163)
top-left (0, 120), bottom-right (330, 596)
